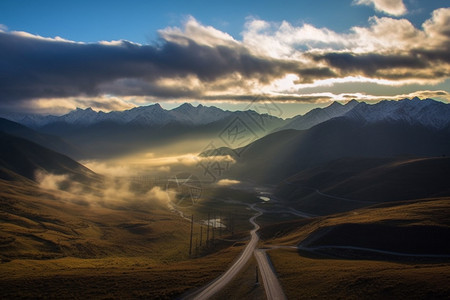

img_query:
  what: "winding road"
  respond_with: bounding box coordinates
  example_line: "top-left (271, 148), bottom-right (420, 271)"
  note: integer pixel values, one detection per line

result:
top-left (254, 249), bottom-right (287, 300)
top-left (190, 203), bottom-right (288, 300)
top-left (192, 204), bottom-right (262, 300)
top-left (298, 245), bottom-right (450, 258)
top-left (282, 183), bottom-right (376, 204)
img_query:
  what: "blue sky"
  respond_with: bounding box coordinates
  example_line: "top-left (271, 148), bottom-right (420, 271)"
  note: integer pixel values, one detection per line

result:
top-left (0, 0), bottom-right (444, 43)
top-left (0, 0), bottom-right (449, 117)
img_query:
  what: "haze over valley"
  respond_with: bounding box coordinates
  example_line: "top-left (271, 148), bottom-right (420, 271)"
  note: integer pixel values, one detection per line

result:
top-left (1, 1), bottom-right (450, 299)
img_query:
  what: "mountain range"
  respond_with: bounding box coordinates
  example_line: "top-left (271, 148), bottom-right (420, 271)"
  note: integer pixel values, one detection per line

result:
top-left (203, 98), bottom-right (450, 183)
top-left (3, 103), bottom-right (234, 128)
top-left (1, 97), bottom-right (449, 161)
top-left (1, 103), bottom-right (285, 158)
top-left (4, 97), bottom-right (449, 131)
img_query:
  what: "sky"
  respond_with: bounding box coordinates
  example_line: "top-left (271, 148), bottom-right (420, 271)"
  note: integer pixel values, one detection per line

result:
top-left (0, 0), bottom-right (449, 117)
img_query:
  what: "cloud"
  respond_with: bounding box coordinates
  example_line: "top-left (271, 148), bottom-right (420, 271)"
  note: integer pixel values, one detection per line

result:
top-left (81, 160), bottom-right (136, 177)
top-left (13, 95), bottom-right (136, 115)
top-left (0, 20), bottom-right (324, 105)
top-left (216, 179), bottom-right (241, 186)
top-left (146, 186), bottom-right (176, 210)
top-left (354, 0), bottom-right (407, 16)
top-left (35, 168), bottom-right (179, 210)
top-left (35, 170), bottom-right (69, 190)
top-left (0, 10), bottom-right (449, 112)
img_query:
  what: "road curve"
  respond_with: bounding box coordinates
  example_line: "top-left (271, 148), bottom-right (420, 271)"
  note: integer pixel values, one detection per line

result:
top-left (191, 204), bottom-right (262, 300)
top-left (254, 249), bottom-right (287, 300)
top-left (282, 182), bottom-right (376, 204)
top-left (298, 245), bottom-right (450, 258)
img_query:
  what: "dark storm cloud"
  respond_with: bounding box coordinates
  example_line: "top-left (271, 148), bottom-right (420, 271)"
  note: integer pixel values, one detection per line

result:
top-left (200, 94), bottom-right (332, 103)
top-left (311, 49), bottom-right (450, 80)
top-left (1, 7), bottom-right (449, 111)
top-left (0, 31), bottom-right (331, 104)
top-left (313, 52), bottom-right (426, 75)
top-left (411, 48), bottom-right (450, 64)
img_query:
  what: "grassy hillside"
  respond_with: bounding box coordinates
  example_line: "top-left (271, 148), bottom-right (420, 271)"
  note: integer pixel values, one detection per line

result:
top-left (260, 198), bottom-right (450, 299)
top-left (0, 176), bottom-right (254, 298)
top-left (0, 178), bottom-right (191, 262)
top-left (261, 197), bottom-right (450, 256)
top-left (275, 157), bottom-right (450, 215)
top-left (0, 132), bottom-right (98, 183)
top-left (220, 118), bottom-right (450, 183)
top-left (0, 118), bottom-right (81, 159)
top-left (269, 248), bottom-right (450, 300)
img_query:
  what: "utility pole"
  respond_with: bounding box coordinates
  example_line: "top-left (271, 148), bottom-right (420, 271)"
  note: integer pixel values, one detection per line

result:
top-left (195, 237), bottom-right (198, 257)
top-left (229, 214), bottom-right (235, 236)
top-left (206, 212), bottom-right (210, 247)
top-left (189, 214), bottom-right (194, 257)
top-left (219, 213), bottom-right (222, 236)
top-left (212, 212), bottom-right (215, 244)
top-left (200, 226), bottom-right (203, 246)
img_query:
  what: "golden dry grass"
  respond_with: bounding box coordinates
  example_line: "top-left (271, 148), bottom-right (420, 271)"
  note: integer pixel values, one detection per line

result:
top-left (0, 179), bottom-right (196, 262)
top-left (0, 245), bottom-right (245, 299)
top-left (0, 179), bottom-right (253, 298)
top-left (262, 197), bottom-right (450, 249)
top-left (269, 248), bottom-right (450, 300)
top-left (260, 198), bottom-right (450, 299)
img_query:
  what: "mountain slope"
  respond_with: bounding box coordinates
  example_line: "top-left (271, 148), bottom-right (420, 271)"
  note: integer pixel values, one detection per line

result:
top-left (260, 197), bottom-right (450, 299)
top-left (2, 103), bottom-right (285, 159)
top-left (276, 99), bottom-right (359, 131)
top-left (225, 116), bottom-right (450, 183)
top-left (274, 157), bottom-right (450, 215)
top-left (0, 132), bottom-right (97, 182)
top-left (0, 118), bottom-right (82, 159)
top-left (261, 197), bottom-right (450, 255)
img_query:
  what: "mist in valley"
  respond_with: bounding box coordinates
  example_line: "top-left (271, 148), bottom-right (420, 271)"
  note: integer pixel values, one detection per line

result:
top-left (34, 141), bottom-right (237, 213)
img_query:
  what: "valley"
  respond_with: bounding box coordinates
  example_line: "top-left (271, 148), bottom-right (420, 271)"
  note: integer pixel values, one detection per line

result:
top-left (0, 98), bottom-right (449, 299)
top-left (2, 2), bottom-right (450, 298)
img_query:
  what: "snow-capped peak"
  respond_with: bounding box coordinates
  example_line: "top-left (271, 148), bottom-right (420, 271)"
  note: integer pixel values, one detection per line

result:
top-left (169, 103), bottom-right (232, 125)
top-left (278, 99), bottom-right (359, 131)
top-left (345, 98), bottom-right (450, 129)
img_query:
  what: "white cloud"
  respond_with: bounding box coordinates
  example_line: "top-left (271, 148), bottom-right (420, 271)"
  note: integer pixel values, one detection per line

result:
top-left (350, 16), bottom-right (424, 52)
top-left (35, 169), bottom-right (180, 210)
top-left (242, 14), bottom-right (427, 57)
top-left (145, 186), bottom-right (176, 210)
top-left (11, 30), bottom-right (80, 43)
top-left (159, 16), bottom-right (238, 48)
top-left (2, 8), bottom-right (448, 109)
top-left (354, 0), bottom-right (407, 16)
top-left (243, 18), bottom-right (349, 58)
top-left (35, 170), bottom-right (69, 190)
top-left (216, 179), bottom-right (241, 186)
top-left (422, 8), bottom-right (450, 47)
top-left (81, 161), bottom-right (136, 177)
top-left (0, 24), bottom-right (7, 32)
top-left (22, 95), bottom-right (136, 115)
